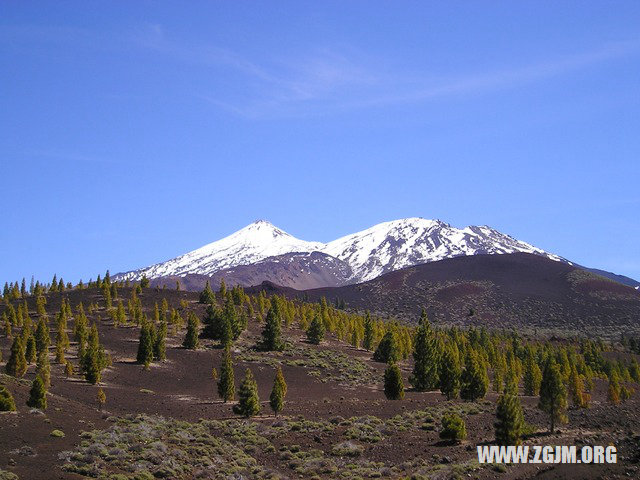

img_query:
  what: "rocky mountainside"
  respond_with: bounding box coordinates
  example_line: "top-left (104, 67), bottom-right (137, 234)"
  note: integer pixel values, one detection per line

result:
top-left (115, 218), bottom-right (567, 288)
top-left (248, 253), bottom-right (640, 338)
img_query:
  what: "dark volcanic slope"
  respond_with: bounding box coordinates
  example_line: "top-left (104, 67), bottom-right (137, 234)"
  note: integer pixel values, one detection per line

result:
top-left (254, 253), bottom-right (640, 336)
top-left (150, 251), bottom-right (353, 291)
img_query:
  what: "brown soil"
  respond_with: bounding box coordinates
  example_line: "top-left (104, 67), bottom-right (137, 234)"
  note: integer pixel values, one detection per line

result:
top-left (0, 287), bottom-right (638, 479)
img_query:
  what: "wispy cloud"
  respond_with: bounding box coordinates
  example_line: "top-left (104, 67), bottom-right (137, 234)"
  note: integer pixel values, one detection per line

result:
top-left (187, 37), bottom-right (640, 118)
top-left (4, 22), bottom-right (640, 118)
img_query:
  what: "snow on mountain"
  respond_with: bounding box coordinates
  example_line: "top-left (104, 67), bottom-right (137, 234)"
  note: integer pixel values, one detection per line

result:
top-left (115, 217), bottom-right (566, 285)
top-left (116, 220), bottom-right (323, 281)
top-left (323, 218), bottom-right (565, 282)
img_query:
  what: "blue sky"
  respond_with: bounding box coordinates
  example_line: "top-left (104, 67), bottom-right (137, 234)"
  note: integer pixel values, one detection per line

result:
top-left (1, 1), bottom-right (639, 284)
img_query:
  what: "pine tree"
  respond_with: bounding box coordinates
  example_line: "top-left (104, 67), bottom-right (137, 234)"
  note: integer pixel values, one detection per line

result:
top-left (36, 350), bottom-right (51, 389)
top-left (373, 330), bottom-right (399, 364)
top-left (222, 295), bottom-right (242, 341)
top-left (620, 383), bottom-right (633, 402)
top-left (203, 304), bottom-right (223, 339)
top-left (439, 344), bottom-right (461, 400)
top-left (137, 323), bottom-right (154, 367)
top-left (153, 321), bottom-right (167, 361)
top-left (64, 360), bottom-right (74, 378)
top-left (115, 300), bottom-right (127, 326)
top-left (183, 312), bottom-right (200, 349)
top-left (269, 367), bottom-right (287, 416)
top-left (25, 335), bottom-right (37, 364)
top-left (97, 388), bottom-right (106, 411)
top-left (363, 311), bottom-right (374, 351)
top-left (5, 336), bottom-right (27, 377)
top-left (568, 366), bottom-right (587, 408)
top-left (607, 372), bottom-right (621, 405)
top-left (233, 369), bottom-right (260, 417)
top-left (306, 314), bottom-right (325, 345)
top-left (538, 360), bottom-right (568, 433)
top-left (27, 375), bottom-right (47, 409)
top-left (140, 275), bottom-right (150, 288)
top-left (523, 353), bottom-right (542, 396)
top-left (460, 350), bottom-right (489, 401)
top-left (495, 392), bottom-right (525, 445)
top-left (35, 317), bottom-right (50, 355)
top-left (0, 385), bottom-right (17, 412)
top-left (2, 312), bottom-right (11, 337)
top-left (410, 309), bottom-right (440, 391)
top-left (81, 324), bottom-right (108, 385)
top-left (261, 299), bottom-right (283, 351)
top-left (217, 348), bottom-right (235, 403)
top-left (350, 329), bottom-right (360, 349)
top-left (384, 363), bottom-right (405, 400)
top-left (55, 320), bottom-right (69, 364)
top-left (199, 281), bottom-right (216, 304)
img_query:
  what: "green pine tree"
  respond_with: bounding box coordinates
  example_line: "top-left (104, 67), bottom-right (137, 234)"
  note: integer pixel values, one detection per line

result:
top-left (0, 385), bottom-right (17, 412)
top-left (35, 317), bottom-right (50, 355)
top-left (495, 391), bottom-right (525, 445)
top-left (217, 348), bottom-right (235, 403)
top-left (269, 367), bottom-right (287, 416)
top-left (363, 311), bottom-right (374, 351)
top-left (26, 375), bottom-right (47, 410)
top-left (538, 360), bottom-right (568, 433)
top-left (374, 330), bottom-right (400, 364)
top-left (97, 388), bottom-right (106, 411)
top-left (439, 344), bottom-right (461, 400)
top-left (306, 314), bottom-right (325, 345)
top-left (233, 368), bottom-right (261, 417)
top-left (25, 335), bottom-right (37, 364)
top-left (36, 350), bottom-right (51, 389)
top-left (137, 323), bottom-right (154, 367)
top-left (153, 321), bottom-right (167, 361)
top-left (5, 336), bottom-right (27, 378)
top-left (523, 353), bottom-right (543, 396)
top-left (182, 312), bottom-right (200, 349)
top-left (384, 363), bottom-right (405, 400)
top-left (460, 350), bottom-right (489, 401)
top-left (199, 281), bottom-right (216, 304)
top-left (409, 309), bottom-right (440, 391)
top-left (568, 366), bottom-right (588, 408)
top-left (82, 324), bottom-right (106, 383)
top-left (261, 299), bottom-right (283, 351)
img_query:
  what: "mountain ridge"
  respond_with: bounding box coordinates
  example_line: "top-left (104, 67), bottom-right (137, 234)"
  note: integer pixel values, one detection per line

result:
top-left (114, 217), bottom-right (567, 287)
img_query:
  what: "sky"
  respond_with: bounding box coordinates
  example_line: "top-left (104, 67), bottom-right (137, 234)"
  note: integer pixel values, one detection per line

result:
top-left (1, 1), bottom-right (639, 284)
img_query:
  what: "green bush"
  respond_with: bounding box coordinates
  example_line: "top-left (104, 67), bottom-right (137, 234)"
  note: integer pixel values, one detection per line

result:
top-left (439, 413), bottom-right (466, 443)
top-left (0, 386), bottom-right (17, 412)
top-left (50, 429), bottom-right (65, 437)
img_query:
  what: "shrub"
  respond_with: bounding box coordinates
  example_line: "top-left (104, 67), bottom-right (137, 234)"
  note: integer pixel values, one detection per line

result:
top-left (439, 413), bottom-right (466, 443)
top-left (331, 441), bottom-right (364, 457)
top-left (0, 386), bottom-right (17, 412)
top-left (50, 429), bottom-right (65, 437)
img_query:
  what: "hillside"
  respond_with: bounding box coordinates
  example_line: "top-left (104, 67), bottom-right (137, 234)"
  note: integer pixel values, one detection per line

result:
top-left (261, 253), bottom-right (640, 338)
top-left (1, 282), bottom-right (639, 479)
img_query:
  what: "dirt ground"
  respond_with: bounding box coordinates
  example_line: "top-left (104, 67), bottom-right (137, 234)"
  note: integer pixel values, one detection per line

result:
top-left (1, 288), bottom-right (639, 479)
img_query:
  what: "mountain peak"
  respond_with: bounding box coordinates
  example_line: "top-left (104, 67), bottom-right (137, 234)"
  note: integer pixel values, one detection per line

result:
top-left (115, 217), bottom-right (565, 285)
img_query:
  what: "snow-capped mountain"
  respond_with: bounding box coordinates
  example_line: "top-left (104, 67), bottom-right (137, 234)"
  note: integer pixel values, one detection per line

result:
top-left (115, 217), bottom-right (566, 287)
top-left (323, 218), bottom-right (564, 283)
top-left (118, 220), bottom-right (323, 280)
